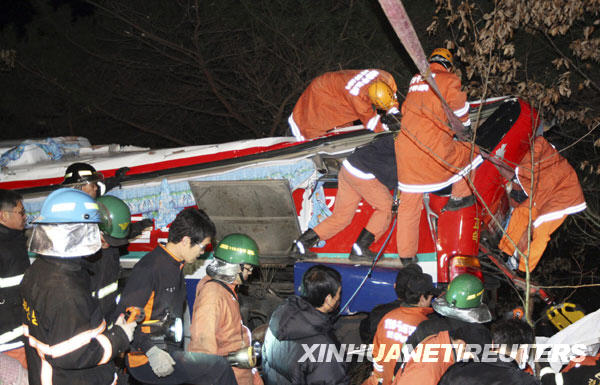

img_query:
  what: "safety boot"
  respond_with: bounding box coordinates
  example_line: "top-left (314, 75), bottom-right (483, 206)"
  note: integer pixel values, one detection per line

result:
top-left (441, 194), bottom-right (476, 212)
top-left (290, 229), bottom-right (320, 260)
top-left (349, 229), bottom-right (377, 262)
top-left (400, 256), bottom-right (419, 267)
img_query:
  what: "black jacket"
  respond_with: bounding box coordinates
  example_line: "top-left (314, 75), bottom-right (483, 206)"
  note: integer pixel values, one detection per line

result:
top-left (114, 244), bottom-right (187, 354)
top-left (0, 223), bottom-right (30, 350)
top-left (359, 299), bottom-right (402, 343)
top-left (262, 295), bottom-right (348, 385)
top-left (439, 358), bottom-right (540, 385)
top-left (20, 256), bottom-right (130, 385)
top-left (405, 313), bottom-right (492, 348)
top-left (88, 247), bottom-right (121, 321)
top-left (345, 133), bottom-right (397, 190)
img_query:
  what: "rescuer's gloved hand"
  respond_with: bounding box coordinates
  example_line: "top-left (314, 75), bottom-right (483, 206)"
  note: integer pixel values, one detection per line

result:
top-left (114, 314), bottom-right (136, 342)
top-left (146, 346), bottom-right (176, 377)
top-left (103, 167), bottom-right (130, 193)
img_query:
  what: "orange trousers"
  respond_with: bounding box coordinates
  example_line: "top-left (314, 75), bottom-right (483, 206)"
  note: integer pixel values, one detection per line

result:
top-left (498, 206), bottom-right (565, 272)
top-left (396, 178), bottom-right (472, 258)
top-left (314, 167), bottom-right (393, 241)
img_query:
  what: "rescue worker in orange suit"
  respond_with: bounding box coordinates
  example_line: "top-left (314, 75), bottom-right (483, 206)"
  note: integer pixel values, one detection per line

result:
top-left (291, 133), bottom-right (397, 261)
top-left (498, 136), bottom-right (586, 272)
top-left (393, 328), bottom-right (468, 385)
top-left (394, 48), bottom-right (480, 265)
top-left (288, 69), bottom-right (400, 141)
top-left (362, 271), bottom-right (440, 385)
top-left (0, 190), bottom-right (30, 370)
top-left (21, 188), bottom-right (137, 385)
top-left (190, 233), bottom-right (263, 385)
top-left (114, 208), bottom-right (237, 385)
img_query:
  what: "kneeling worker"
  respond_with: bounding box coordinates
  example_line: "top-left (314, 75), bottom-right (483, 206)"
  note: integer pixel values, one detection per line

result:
top-left (190, 233), bottom-right (263, 385)
top-left (115, 208), bottom-right (237, 385)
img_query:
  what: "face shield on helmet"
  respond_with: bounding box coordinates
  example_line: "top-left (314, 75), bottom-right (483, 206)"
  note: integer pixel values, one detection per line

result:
top-left (368, 80), bottom-right (397, 111)
top-left (210, 233), bottom-right (260, 284)
top-left (432, 273), bottom-right (492, 323)
top-left (429, 48), bottom-right (453, 70)
top-left (97, 195), bottom-right (131, 247)
top-left (29, 188), bottom-right (102, 257)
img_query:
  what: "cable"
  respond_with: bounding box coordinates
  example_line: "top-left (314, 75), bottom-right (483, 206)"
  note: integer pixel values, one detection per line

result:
top-left (337, 216), bottom-right (398, 316)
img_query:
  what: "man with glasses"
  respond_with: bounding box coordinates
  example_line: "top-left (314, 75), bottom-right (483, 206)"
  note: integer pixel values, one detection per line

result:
top-left (0, 189), bottom-right (29, 370)
top-left (115, 208), bottom-right (237, 385)
top-left (190, 233), bottom-right (263, 385)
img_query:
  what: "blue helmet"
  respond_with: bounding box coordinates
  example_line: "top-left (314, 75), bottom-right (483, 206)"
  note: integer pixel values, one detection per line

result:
top-left (34, 188), bottom-right (101, 224)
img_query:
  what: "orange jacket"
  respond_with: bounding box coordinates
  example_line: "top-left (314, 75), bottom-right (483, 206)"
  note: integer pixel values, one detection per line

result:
top-left (393, 330), bottom-right (457, 385)
top-left (289, 69), bottom-right (399, 140)
top-left (395, 63), bottom-right (480, 193)
top-left (512, 136), bottom-right (586, 227)
top-left (189, 276), bottom-right (255, 385)
top-left (365, 306), bottom-right (433, 385)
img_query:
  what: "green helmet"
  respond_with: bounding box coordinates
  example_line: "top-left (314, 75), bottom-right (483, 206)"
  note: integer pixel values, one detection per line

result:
top-left (445, 274), bottom-right (484, 309)
top-left (97, 195), bottom-right (131, 246)
top-left (214, 233), bottom-right (259, 266)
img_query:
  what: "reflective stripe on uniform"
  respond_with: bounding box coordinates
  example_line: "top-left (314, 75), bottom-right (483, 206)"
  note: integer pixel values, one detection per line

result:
top-left (0, 325), bottom-right (24, 345)
top-left (533, 202), bottom-right (587, 228)
top-left (93, 281), bottom-right (119, 300)
top-left (373, 360), bottom-right (384, 372)
top-left (540, 366), bottom-right (563, 385)
top-left (23, 321), bottom-right (107, 358)
top-left (0, 274), bottom-right (24, 288)
top-left (342, 159), bottom-right (376, 180)
top-left (366, 114), bottom-right (381, 131)
top-left (288, 113), bottom-right (305, 141)
top-left (0, 340), bottom-right (24, 352)
top-left (345, 70), bottom-right (380, 96)
top-left (398, 155), bottom-right (483, 193)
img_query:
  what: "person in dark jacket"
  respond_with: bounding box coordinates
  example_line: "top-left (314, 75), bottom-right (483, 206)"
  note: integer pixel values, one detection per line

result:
top-left (115, 207), bottom-right (237, 385)
top-left (291, 133), bottom-right (398, 261)
top-left (0, 190), bottom-right (30, 370)
top-left (262, 264), bottom-right (348, 385)
top-left (438, 318), bottom-right (540, 385)
top-left (21, 188), bottom-right (136, 385)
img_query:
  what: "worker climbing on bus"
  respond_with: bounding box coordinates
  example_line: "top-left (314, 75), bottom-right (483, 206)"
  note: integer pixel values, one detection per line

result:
top-left (288, 69), bottom-right (400, 141)
top-left (498, 136), bottom-right (586, 272)
top-left (290, 133), bottom-right (397, 261)
top-left (394, 48), bottom-right (481, 266)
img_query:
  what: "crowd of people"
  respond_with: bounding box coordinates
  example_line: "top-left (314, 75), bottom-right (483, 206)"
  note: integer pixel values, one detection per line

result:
top-left (0, 47), bottom-right (594, 385)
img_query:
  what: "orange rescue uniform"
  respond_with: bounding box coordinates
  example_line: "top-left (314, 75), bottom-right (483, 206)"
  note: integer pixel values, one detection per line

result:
top-left (189, 275), bottom-right (261, 385)
top-left (499, 136), bottom-right (586, 272)
top-left (362, 306), bottom-right (433, 385)
top-left (393, 330), bottom-right (459, 385)
top-left (394, 63), bottom-right (480, 257)
top-left (289, 69), bottom-right (399, 140)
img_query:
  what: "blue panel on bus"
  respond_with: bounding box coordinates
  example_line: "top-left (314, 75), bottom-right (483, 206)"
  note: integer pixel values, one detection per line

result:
top-left (293, 261), bottom-right (399, 315)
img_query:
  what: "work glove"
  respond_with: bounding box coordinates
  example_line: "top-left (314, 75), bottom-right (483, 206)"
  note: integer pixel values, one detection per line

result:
top-left (129, 218), bottom-right (153, 238)
top-left (381, 112), bottom-right (401, 131)
top-left (103, 167), bottom-right (130, 193)
top-left (146, 346), bottom-right (176, 377)
top-left (114, 314), bottom-right (136, 342)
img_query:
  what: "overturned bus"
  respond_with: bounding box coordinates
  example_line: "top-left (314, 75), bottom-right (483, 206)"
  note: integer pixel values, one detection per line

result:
top-left (1, 95), bottom-right (546, 328)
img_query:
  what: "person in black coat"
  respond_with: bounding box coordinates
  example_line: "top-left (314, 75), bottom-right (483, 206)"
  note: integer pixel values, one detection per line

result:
top-left (262, 264), bottom-right (349, 385)
top-left (438, 318), bottom-right (540, 385)
top-left (0, 189), bottom-right (30, 369)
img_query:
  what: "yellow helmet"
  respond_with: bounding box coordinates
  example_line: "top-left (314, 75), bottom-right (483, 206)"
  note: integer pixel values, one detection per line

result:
top-left (429, 48), bottom-right (453, 69)
top-left (368, 80), bottom-right (396, 110)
